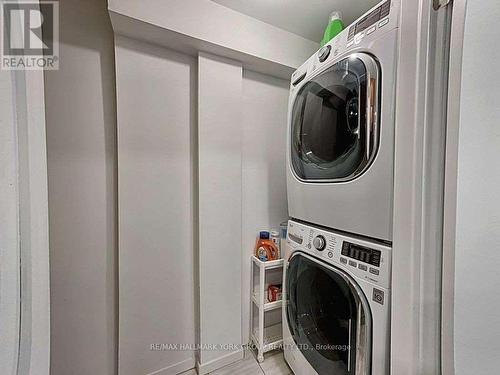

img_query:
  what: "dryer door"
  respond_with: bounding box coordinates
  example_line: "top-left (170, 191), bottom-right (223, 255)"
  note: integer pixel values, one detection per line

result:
top-left (286, 252), bottom-right (372, 375)
top-left (290, 53), bottom-right (379, 182)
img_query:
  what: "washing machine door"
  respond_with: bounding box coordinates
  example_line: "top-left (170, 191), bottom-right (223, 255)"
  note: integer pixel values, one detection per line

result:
top-left (290, 53), bottom-right (379, 182)
top-left (286, 252), bottom-right (372, 375)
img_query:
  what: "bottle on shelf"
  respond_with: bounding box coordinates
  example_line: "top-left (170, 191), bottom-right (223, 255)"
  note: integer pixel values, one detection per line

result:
top-left (280, 221), bottom-right (288, 259)
top-left (320, 11), bottom-right (345, 47)
top-left (270, 230), bottom-right (281, 259)
top-left (255, 231), bottom-right (279, 261)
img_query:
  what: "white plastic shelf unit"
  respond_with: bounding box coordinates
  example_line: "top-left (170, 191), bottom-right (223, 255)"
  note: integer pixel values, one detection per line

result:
top-left (250, 256), bottom-right (284, 362)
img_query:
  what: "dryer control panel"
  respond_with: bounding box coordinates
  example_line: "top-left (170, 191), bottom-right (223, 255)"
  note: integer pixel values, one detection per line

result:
top-left (290, 0), bottom-right (399, 91)
top-left (346, 0), bottom-right (392, 46)
top-left (286, 220), bottom-right (392, 289)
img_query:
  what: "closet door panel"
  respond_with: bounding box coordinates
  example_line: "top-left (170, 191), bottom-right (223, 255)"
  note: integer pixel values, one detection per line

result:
top-left (115, 35), bottom-right (196, 375)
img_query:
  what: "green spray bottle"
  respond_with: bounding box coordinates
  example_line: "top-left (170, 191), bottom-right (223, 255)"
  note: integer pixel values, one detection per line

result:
top-left (320, 11), bottom-right (344, 47)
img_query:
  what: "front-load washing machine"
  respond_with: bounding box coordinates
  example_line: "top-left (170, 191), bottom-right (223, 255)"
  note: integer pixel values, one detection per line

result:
top-left (283, 220), bottom-right (391, 375)
top-left (287, 0), bottom-right (399, 241)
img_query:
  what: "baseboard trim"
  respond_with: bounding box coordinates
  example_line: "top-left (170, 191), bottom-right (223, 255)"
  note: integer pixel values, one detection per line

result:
top-left (146, 356), bottom-right (195, 375)
top-left (196, 349), bottom-right (244, 375)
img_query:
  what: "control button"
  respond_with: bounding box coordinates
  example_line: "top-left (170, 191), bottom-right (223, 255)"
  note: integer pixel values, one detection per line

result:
top-left (369, 267), bottom-right (380, 275)
top-left (292, 71), bottom-right (306, 86)
top-left (367, 25), bottom-right (376, 35)
top-left (354, 32), bottom-right (364, 45)
top-left (373, 288), bottom-right (385, 305)
top-left (340, 257), bottom-right (348, 264)
top-left (349, 260), bottom-right (357, 267)
top-left (358, 264), bottom-right (368, 271)
top-left (313, 235), bottom-right (327, 251)
top-left (347, 26), bottom-right (355, 39)
top-left (378, 18), bottom-right (389, 28)
top-left (327, 251), bottom-right (334, 258)
top-left (317, 45), bottom-right (331, 62)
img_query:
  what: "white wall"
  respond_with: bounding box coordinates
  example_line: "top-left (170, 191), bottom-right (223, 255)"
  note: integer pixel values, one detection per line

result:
top-left (454, 1), bottom-right (500, 374)
top-left (115, 36), bottom-right (197, 375)
top-left (197, 53), bottom-right (243, 372)
top-left (241, 70), bottom-right (289, 344)
top-left (43, 1), bottom-right (117, 374)
top-left (44, 2), bottom-right (293, 374)
top-left (108, 0), bottom-right (318, 73)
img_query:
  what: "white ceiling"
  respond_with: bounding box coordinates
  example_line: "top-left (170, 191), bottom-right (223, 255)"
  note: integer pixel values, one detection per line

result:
top-left (211, 0), bottom-right (381, 42)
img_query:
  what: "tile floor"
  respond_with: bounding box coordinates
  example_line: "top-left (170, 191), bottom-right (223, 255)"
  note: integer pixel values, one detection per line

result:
top-left (180, 349), bottom-right (292, 375)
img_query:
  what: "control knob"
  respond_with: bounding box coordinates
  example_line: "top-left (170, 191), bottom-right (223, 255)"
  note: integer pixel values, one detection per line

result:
top-left (313, 235), bottom-right (327, 251)
top-left (318, 45), bottom-right (331, 62)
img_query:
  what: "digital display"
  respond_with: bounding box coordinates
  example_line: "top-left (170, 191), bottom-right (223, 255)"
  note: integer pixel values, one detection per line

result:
top-left (348, 1), bottom-right (391, 41)
top-left (289, 233), bottom-right (303, 244)
top-left (341, 242), bottom-right (381, 267)
top-left (355, 7), bottom-right (381, 34)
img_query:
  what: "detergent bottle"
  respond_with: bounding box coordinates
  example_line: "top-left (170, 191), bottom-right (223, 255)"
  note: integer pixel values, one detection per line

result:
top-left (255, 231), bottom-right (279, 261)
top-left (320, 11), bottom-right (345, 47)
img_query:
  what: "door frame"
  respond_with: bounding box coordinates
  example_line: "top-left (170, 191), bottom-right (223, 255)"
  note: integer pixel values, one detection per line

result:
top-left (391, 0), bottom-right (454, 373)
top-left (441, 1), bottom-right (467, 374)
top-left (0, 0), bottom-right (50, 373)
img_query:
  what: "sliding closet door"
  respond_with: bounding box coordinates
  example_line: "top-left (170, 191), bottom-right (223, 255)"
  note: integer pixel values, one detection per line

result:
top-left (197, 52), bottom-right (243, 371)
top-left (115, 35), bottom-right (196, 375)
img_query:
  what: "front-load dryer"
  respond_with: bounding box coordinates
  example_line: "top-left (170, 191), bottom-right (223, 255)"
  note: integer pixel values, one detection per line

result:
top-left (287, 0), bottom-right (399, 241)
top-left (283, 220), bottom-right (391, 375)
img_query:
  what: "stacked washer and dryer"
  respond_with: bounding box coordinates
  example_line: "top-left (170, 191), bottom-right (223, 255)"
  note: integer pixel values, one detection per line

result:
top-left (283, 1), bottom-right (398, 374)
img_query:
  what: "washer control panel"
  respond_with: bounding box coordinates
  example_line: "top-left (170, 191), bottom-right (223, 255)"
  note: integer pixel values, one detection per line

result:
top-left (341, 241), bottom-right (381, 267)
top-left (286, 220), bottom-right (391, 289)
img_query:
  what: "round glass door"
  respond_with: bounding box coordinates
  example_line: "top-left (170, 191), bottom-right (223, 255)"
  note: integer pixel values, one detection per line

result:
top-left (290, 53), bottom-right (379, 181)
top-left (286, 253), bottom-right (371, 375)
